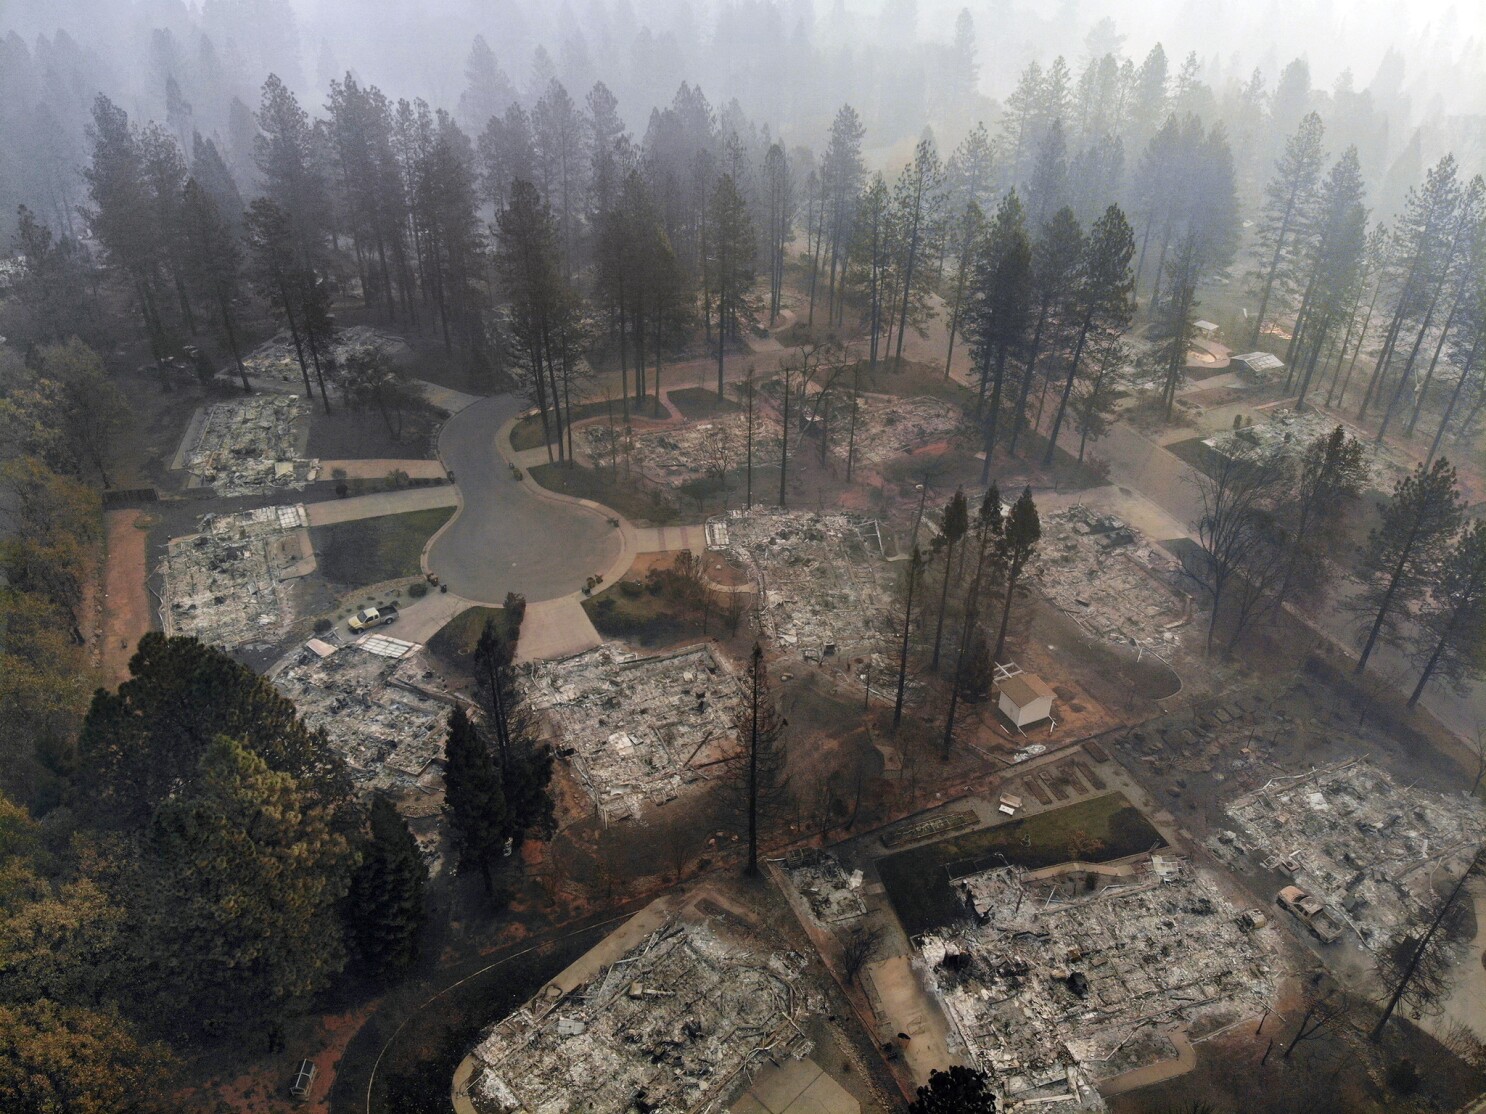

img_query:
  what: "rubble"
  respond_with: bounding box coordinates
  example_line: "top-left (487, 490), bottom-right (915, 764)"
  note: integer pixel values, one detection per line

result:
top-left (462, 911), bottom-right (810, 1114)
top-left (578, 414), bottom-right (780, 489)
top-left (238, 326), bottom-right (411, 386)
top-left (181, 393), bottom-right (318, 496)
top-left (1218, 758), bottom-right (1486, 946)
top-left (1033, 506), bottom-right (1193, 652)
top-left (828, 393), bottom-right (963, 468)
top-left (1200, 407), bottom-right (1412, 492)
top-left (272, 637), bottom-right (457, 869)
top-left (782, 848), bottom-right (867, 923)
top-left (524, 643), bottom-right (744, 823)
top-left (920, 856), bottom-right (1274, 1110)
top-left (160, 505), bottom-right (314, 649)
top-left (712, 508), bottom-right (898, 662)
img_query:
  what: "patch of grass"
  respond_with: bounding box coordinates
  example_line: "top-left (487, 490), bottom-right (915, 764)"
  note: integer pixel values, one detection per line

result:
top-left (426, 605), bottom-right (504, 666)
top-left (528, 462), bottom-right (678, 525)
top-left (510, 402), bottom-right (620, 451)
top-left (668, 386), bottom-right (740, 420)
top-left (311, 506), bottom-right (454, 587)
top-left (850, 357), bottom-right (972, 405)
top-left (1164, 435), bottom-right (1215, 476)
top-left (582, 585), bottom-right (702, 648)
top-left (877, 793), bottom-right (1165, 938)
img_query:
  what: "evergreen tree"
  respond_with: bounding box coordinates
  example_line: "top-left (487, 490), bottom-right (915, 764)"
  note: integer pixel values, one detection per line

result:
top-left (412, 113), bottom-right (488, 365)
top-left (443, 707), bottom-right (508, 895)
top-left (1026, 117), bottom-right (1068, 226)
top-left (83, 95), bottom-right (173, 357)
top-left (1287, 147), bottom-right (1369, 406)
top-left (992, 487), bottom-right (1041, 660)
top-left (1358, 156), bottom-right (1462, 426)
top-left (1043, 205), bottom-right (1135, 463)
top-left (1248, 112), bottom-right (1327, 346)
top-left (848, 174), bottom-right (893, 368)
top-left (966, 192), bottom-right (1032, 477)
top-left (128, 736), bottom-right (352, 1038)
top-left (457, 35), bottom-right (516, 130)
top-left (762, 143), bottom-right (793, 325)
top-left (77, 633), bottom-right (349, 829)
top-left (479, 104), bottom-right (538, 213)
top-left (890, 138), bottom-right (945, 363)
top-left (345, 796), bottom-right (426, 981)
top-left (8, 207), bottom-right (96, 347)
top-left (1351, 459), bottom-right (1465, 674)
top-left (930, 489), bottom-right (970, 671)
top-left (180, 178), bottom-right (250, 392)
top-left (533, 79), bottom-right (584, 278)
top-left (820, 105), bottom-right (866, 325)
top-left (1008, 207), bottom-right (1083, 456)
top-left (1407, 520), bottom-right (1486, 707)
top-left (943, 488), bottom-right (1005, 758)
top-left (243, 197), bottom-right (319, 403)
top-left (254, 74), bottom-right (330, 271)
top-left (942, 199), bottom-right (986, 379)
top-left (190, 133), bottom-right (245, 231)
top-left (737, 644), bottom-right (790, 876)
top-left (495, 179), bottom-right (578, 459)
top-left (706, 172), bottom-right (758, 397)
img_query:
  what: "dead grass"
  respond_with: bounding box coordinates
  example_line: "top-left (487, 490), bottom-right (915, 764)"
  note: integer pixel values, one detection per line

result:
top-left (311, 507), bottom-right (454, 587)
top-left (527, 462), bottom-right (679, 525)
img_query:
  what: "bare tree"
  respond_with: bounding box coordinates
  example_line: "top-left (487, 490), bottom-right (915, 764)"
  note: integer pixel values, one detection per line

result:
top-left (1283, 975), bottom-right (1351, 1060)
top-left (1185, 441), bottom-right (1291, 655)
top-left (839, 923), bottom-right (884, 984)
top-left (1371, 847), bottom-right (1484, 1041)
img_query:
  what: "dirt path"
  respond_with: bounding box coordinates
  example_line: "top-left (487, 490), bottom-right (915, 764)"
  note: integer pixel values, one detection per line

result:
top-left (101, 509), bottom-right (155, 685)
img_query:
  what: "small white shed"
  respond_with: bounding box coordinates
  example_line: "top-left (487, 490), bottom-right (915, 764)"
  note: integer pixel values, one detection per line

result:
top-left (996, 673), bottom-right (1056, 728)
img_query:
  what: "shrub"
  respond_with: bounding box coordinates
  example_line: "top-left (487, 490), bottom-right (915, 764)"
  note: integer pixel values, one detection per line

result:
top-left (313, 618), bottom-right (333, 635)
top-left (408, 581), bottom-right (428, 598)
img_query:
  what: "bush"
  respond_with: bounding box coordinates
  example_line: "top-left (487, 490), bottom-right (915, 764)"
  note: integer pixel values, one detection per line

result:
top-left (1387, 1058), bottom-right (1420, 1094)
top-left (408, 581), bottom-right (428, 598)
top-left (619, 580), bottom-right (644, 598)
top-left (313, 618), bottom-right (333, 635)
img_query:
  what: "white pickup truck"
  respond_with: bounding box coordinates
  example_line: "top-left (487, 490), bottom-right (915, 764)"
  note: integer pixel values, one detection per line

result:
top-left (348, 603), bottom-right (399, 632)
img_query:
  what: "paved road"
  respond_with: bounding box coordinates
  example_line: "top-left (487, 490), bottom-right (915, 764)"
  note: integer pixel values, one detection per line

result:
top-left (1092, 409), bottom-right (1485, 742)
top-left (426, 394), bottom-right (623, 605)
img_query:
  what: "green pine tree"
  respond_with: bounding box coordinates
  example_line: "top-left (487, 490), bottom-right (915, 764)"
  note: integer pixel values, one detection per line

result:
top-left (345, 797), bottom-right (427, 981)
top-left (443, 708), bottom-right (508, 895)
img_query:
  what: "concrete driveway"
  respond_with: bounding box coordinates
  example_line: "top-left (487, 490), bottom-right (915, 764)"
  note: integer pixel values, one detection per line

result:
top-left (425, 394), bottom-right (623, 605)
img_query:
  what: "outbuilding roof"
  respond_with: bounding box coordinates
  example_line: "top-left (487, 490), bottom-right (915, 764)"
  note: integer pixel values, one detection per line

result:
top-left (997, 673), bottom-right (1055, 707)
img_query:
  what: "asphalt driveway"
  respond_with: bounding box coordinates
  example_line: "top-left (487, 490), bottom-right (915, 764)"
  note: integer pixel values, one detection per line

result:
top-left (426, 394), bottom-right (622, 604)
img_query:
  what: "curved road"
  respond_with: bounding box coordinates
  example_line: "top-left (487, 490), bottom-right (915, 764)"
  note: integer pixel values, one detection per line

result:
top-left (427, 394), bottom-right (622, 604)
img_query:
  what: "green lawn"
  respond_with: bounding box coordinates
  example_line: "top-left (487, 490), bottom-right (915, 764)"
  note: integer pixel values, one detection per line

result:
top-left (668, 386), bottom-right (741, 420)
top-left (527, 462), bottom-right (678, 525)
top-left (311, 507), bottom-right (454, 587)
top-left (876, 793), bottom-right (1166, 938)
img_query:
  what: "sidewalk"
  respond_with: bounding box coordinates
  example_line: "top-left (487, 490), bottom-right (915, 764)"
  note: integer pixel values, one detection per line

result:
top-left (303, 485), bottom-right (457, 526)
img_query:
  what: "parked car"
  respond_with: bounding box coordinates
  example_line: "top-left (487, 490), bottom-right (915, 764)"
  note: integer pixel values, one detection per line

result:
top-left (348, 603), bottom-right (399, 631)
